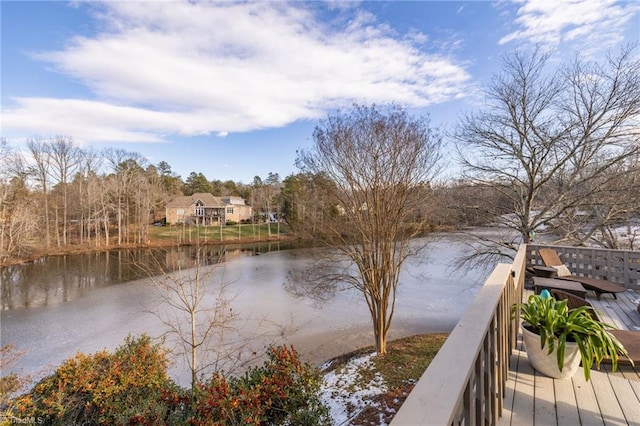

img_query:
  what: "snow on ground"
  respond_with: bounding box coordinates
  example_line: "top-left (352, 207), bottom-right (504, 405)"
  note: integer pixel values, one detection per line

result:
top-left (320, 353), bottom-right (388, 426)
top-left (609, 225), bottom-right (640, 248)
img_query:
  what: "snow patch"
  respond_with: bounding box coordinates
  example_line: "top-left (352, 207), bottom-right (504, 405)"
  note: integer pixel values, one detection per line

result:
top-left (320, 353), bottom-right (388, 426)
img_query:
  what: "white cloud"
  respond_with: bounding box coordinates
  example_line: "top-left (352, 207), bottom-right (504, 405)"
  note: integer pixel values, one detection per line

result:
top-left (3, 1), bottom-right (471, 144)
top-left (500, 0), bottom-right (639, 51)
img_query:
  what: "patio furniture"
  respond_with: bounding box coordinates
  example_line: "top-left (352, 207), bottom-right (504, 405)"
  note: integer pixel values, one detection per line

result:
top-left (608, 330), bottom-right (640, 365)
top-left (550, 289), bottom-right (640, 365)
top-left (549, 289), bottom-right (601, 320)
top-left (533, 277), bottom-right (587, 299)
top-left (531, 265), bottom-right (558, 278)
top-left (538, 248), bottom-right (627, 299)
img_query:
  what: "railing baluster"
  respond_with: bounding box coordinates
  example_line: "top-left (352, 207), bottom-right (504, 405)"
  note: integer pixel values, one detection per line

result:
top-left (391, 244), bottom-right (528, 425)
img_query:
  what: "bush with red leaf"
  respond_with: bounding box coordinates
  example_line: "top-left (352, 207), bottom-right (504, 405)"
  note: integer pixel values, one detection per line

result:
top-left (5, 340), bottom-right (329, 425)
top-left (189, 345), bottom-right (329, 425)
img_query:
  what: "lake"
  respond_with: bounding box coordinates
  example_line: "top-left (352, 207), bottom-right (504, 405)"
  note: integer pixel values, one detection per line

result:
top-left (0, 234), bottom-right (487, 387)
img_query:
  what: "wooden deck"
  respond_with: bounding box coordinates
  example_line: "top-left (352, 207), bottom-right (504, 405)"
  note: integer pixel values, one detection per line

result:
top-left (499, 289), bottom-right (640, 426)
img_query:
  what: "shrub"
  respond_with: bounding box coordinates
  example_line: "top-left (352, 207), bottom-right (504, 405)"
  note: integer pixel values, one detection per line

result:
top-left (189, 345), bottom-right (330, 425)
top-left (8, 335), bottom-right (180, 425)
top-left (0, 345), bottom-right (29, 409)
top-left (6, 341), bottom-right (329, 425)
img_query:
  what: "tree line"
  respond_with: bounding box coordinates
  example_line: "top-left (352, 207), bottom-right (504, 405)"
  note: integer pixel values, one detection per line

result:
top-left (0, 137), bottom-right (288, 264)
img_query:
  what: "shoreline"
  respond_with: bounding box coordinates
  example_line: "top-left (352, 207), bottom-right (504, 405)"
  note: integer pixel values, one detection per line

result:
top-left (168, 322), bottom-right (457, 387)
top-left (0, 235), bottom-right (299, 268)
top-left (1, 224), bottom-right (460, 268)
top-left (286, 318), bottom-right (458, 367)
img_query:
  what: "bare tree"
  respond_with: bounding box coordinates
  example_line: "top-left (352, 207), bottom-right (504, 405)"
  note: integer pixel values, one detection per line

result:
top-left (455, 45), bottom-right (640, 263)
top-left (103, 149), bottom-right (149, 245)
top-left (296, 104), bottom-right (442, 354)
top-left (139, 244), bottom-right (269, 390)
top-left (4, 191), bottom-right (39, 260)
top-left (26, 137), bottom-right (53, 248)
top-left (0, 140), bottom-right (27, 261)
top-left (148, 249), bottom-right (236, 389)
top-left (47, 136), bottom-right (81, 246)
top-left (556, 154), bottom-right (640, 250)
top-left (0, 140), bottom-right (14, 260)
top-left (74, 148), bottom-right (103, 245)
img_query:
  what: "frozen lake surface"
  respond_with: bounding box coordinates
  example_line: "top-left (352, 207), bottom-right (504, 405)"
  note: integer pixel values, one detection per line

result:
top-left (1, 234), bottom-right (488, 386)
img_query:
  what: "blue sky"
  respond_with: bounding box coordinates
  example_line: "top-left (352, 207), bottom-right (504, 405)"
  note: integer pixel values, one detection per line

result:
top-left (2, 1), bottom-right (639, 184)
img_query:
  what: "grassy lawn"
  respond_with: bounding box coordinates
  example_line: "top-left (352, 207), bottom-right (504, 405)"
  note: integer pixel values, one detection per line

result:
top-left (147, 223), bottom-right (288, 243)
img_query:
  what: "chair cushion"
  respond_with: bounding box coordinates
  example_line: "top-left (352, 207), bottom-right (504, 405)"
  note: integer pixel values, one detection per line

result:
top-left (552, 264), bottom-right (572, 277)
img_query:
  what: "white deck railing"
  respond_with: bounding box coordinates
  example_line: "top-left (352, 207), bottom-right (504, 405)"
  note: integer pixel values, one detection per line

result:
top-left (391, 244), bottom-right (527, 426)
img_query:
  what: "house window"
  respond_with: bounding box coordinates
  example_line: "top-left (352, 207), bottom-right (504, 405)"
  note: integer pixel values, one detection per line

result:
top-left (226, 207), bottom-right (234, 214)
top-left (195, 206), bottom-right (204, 216)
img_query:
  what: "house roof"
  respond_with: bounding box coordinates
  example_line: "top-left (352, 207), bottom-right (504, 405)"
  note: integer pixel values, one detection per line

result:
top-left (166, 193), bottom-right (225, 208)
top-left (221, 196), bottom-right (247, 206)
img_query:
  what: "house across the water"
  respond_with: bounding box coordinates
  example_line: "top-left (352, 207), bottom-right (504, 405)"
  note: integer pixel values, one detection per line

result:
top-left (165, 193), bottom-right (252, 225)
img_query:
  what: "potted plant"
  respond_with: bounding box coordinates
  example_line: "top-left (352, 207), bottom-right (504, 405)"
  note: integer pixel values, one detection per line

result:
top-left (515, 293), bottom-right (630, 380)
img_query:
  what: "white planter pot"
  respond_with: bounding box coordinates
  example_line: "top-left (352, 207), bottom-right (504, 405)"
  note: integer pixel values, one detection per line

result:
top-left (522, 325), bottom-right (581, 379)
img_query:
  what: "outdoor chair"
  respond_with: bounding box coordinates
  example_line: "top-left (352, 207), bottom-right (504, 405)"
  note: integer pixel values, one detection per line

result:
top-left (538, 248), bottom-right (627, 299)
top-left (549, 289), bottom-right (602, 321)
top-left (550, 289), bottom-right (640, 365)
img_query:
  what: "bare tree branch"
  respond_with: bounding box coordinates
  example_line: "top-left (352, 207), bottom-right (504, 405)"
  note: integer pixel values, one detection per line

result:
top-left (455, 45), bottom-right (640, 265)
top-left (295, 103), bottom-right (442, 354)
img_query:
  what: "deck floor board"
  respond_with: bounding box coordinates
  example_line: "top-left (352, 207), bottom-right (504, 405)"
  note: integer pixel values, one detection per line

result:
top-left (502, 288), bottom-right (640, 425)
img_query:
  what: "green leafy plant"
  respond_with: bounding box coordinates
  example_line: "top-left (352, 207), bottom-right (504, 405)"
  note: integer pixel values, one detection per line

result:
top-left (516, 294), bottom-right (631, 380)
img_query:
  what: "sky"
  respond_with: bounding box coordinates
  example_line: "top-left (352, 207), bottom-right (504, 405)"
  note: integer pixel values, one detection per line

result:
top-left (2, 0), bottom-right (639, 184)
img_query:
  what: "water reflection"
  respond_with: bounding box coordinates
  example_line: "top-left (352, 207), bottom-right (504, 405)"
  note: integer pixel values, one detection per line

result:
top-left (0, 242), bottom-right (296, 311)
